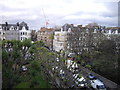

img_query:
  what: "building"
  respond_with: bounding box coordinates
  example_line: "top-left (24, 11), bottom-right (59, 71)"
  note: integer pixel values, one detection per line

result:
top-left (31, 30), bottom-right (37, 42)
top-left (53, 29), bottom-right (67, 52)
top-left (0, 22), bottom-right (31, 40)
top-left (53, 24), bottom-right (74, 52)
top-left (37, 27), bottom-right (54, 50)
top-left (53, 23), bottom-right (120, 55)
top-left (53, 23), bottom-right (117, 54)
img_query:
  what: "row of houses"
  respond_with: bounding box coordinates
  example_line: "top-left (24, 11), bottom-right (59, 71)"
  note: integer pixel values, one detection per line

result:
top-left (0, 22), bottom-right (31, 41)
top-left (0, 22), bottom-right (120, 54)
top-left (52, 24), bottom-right (120, 54)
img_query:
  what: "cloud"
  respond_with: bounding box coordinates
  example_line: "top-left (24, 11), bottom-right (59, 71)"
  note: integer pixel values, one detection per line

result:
top-left (0, 0), bottom-right (118, 29)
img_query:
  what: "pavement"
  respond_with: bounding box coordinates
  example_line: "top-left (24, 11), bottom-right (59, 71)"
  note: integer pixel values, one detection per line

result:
top-left (0, 72), bottom-right (2, 90)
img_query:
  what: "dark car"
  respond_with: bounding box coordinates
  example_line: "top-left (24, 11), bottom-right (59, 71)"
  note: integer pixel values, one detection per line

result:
top-left (87, 73), bottom-right (97, 80)
top-left (70, 85), bottom-right (74, 88)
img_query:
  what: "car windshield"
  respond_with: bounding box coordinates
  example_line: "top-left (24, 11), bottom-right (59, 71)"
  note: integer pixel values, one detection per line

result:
top-left (98, 85), bottom-right (105, 89)
top-left (80, 81), bottom-right (85, 84)
top-left (89, 74), bottom-right (93, 76)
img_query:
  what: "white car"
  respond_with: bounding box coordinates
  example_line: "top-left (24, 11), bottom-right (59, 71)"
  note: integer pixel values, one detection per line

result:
top-left (22, 66), bottom-right (27, 71)
top-left (73, 74), bottom-right (79, 79)
top-left (90, 79), bottom-right (106, 90)
top-left (56, 58), bottom-right (59, 62)
top-left (55, 66), bottom-right (58, 69)
top-left (60, 69), bottom-right (65, 79)
top-left (74, 76), bottom-right (87, 88)
top-left (71, 62), bottom-right (78, 72)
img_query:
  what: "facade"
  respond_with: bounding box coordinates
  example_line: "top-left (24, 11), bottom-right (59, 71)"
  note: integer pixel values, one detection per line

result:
top-left (67, 25), bottom-right (120, 54)
top-left (31, 30), bottom-right (37, 41)
top-left (53, 23), bottom-right (120, 55)
top-left (53, 24), bottom-right (74, 52)
top-left (37, 27), bottom-right (54, 50)
top-left (102, 28), bottom-right (120, 39)
top-left (53, 28), bottom-right (68, 52)
top-left (0, 22), bottom-right (31, 40)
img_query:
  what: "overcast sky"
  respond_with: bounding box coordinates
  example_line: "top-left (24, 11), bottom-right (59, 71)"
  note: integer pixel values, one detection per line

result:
top-left (0, 0), bottom-right (119, 29)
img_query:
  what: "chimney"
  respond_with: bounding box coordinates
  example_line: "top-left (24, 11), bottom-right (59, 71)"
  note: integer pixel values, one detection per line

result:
top-left (5, 22), bottom-right (8, 26)
top-left (78, 25), bottom-right (82, 28)
top-left (17, 22), bottom-right (19, 26)
top-left (71, 24), bottom-right (74, 27)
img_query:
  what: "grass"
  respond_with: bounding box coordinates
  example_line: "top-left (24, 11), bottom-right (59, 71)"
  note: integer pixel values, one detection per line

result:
top-left (14, 82), bottom-right (30, 88)
top-left (14, 67), bottom-right (50, 88)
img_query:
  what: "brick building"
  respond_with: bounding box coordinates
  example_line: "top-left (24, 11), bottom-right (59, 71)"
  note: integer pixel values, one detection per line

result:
top-left (37, 27), bottom-right (54, 50)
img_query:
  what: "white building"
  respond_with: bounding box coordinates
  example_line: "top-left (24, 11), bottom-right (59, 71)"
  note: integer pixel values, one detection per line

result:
top-left (53, 28), bottom-right (68, 52)
top-left (0, 22), bottom-right (31, 40)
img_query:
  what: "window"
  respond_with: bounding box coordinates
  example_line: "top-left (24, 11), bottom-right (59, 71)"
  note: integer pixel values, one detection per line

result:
top-left (0, 32), bottom-right (1, 35)
top-left (21, 32), bottom-right (22, 35)
top-left (60, 43), bottom-right (62, 46)
top-left (0, 26), bottom-right (2, 30)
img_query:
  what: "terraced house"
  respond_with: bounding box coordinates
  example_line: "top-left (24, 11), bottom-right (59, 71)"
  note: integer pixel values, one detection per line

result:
top-left (0, 21), bottom-right (31, 40)
top-left (53, 23), bottom-right (120, 55)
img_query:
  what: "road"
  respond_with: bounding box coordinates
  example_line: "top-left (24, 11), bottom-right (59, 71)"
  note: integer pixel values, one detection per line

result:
top-left (78, 65), bottom-right (120, 89)
top-left (51, 60), bottom-right (120, 89)
top-left (44, 50), bottom-right (120, 89)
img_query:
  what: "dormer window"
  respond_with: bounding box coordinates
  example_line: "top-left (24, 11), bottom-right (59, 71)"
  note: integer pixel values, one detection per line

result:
top-left (10, 26), bottom-right (14, 30)
top-left (17, 26), bottom-right (19, 30)
top-left (86, 29), bottom-right (89, 33)
top-left (93, 29), bottom-right (97, 33)
top-left (115, 30), bottom-right (118, 34)
top-left (68, 28), bottom-right (71, 32)
top-left (22, 26), bottom-right (26, 30)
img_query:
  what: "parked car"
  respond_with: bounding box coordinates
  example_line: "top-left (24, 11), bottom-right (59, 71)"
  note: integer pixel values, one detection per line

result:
top-left (73, 74), bottom-right (79, 79)
top-left (69, 62), bottom-right (78, 73)
top-left (90, 79), bottom-right (106, 90)
top-left (56, 58), bottom-right (59, 62)
top-left (21, 66), bottom-right (27, 72)
top-left (60, 69), bottom-right (65, 79)
top-left (87, 73), bottom-right (97, 80)
top-left (75, 76), bottom-right (87, 88)
top-left (70, 85), bottom-right (74, 88)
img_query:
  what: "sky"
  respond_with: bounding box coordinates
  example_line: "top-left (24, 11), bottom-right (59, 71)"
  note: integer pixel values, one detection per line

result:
top-left (0, 0), bottom-right (119, 29)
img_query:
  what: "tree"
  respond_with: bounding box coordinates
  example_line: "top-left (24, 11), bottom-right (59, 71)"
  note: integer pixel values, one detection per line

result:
top-left (91, 40), bottom-right (118, 84)
top-left (2, 39), bottom-right (52, 88)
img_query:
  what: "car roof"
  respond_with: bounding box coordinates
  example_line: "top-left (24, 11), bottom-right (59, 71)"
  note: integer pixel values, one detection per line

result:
top-left (93, 79), bottom-right (104, 85)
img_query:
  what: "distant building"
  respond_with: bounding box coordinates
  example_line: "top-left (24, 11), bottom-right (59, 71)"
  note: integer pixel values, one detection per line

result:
top-left (53, 24), bottom-right (75, 52)
top-left (53, 23), bottom-right (118, 54)
top-left (101, 27), bottom-right (120, 40)
top-left (31, 30), bottom-right (37, 42)
top-left (0, 22), bottom-right (31, 40)
top-left (53, 29), bottom-right (68, 52)
top-left (37, 27), bottom-right (54, 50)
top-left (44, 23), bottom-right (120, 55)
